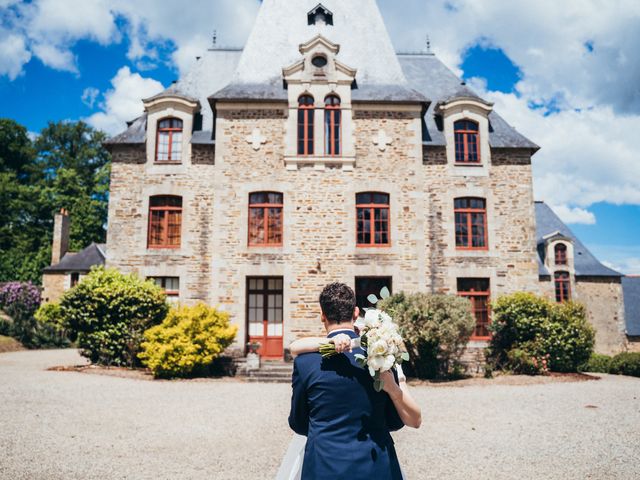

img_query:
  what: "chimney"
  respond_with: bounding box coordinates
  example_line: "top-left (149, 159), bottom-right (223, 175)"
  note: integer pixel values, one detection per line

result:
top-left (51, 208), bottom-right (70, 265)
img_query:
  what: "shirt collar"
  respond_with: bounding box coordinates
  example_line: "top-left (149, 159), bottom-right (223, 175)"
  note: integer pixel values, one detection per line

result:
top-left (327, 329), bottom-right (358, 339)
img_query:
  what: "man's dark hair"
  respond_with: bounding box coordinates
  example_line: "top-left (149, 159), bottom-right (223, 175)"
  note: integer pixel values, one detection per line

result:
top-left (319, 282), bottom-right (356, 324)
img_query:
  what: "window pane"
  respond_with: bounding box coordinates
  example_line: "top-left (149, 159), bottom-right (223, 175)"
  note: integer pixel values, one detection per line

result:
top-left (372, 193), bottom-right (390, 205)
top-left (356, 192), bottom-right (372, 205)
top-left (249, 208), bottom-right (265, 244)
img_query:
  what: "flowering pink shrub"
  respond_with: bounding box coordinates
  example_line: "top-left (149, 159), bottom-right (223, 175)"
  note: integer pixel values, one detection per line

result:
top-left (0, 281), bottom-right (42, 343)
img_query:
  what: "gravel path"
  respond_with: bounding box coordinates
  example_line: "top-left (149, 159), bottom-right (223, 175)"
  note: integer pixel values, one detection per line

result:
top-left (1, 349), bottom-right (638, 480)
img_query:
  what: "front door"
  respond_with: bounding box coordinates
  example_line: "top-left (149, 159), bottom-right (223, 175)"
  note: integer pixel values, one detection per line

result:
top-left (247, 277), bottom-right (284, 359)
top-left (355, 276), bottom-right (392, 314)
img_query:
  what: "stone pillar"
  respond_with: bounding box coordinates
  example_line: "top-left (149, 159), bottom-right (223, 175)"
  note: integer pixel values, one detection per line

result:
top-left (51, 208), bottom-right (70, 265)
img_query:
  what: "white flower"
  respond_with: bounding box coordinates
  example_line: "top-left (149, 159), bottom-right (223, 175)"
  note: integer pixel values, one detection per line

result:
top-left (369, 340), bottom-right (388, 356)
top-left (383, 354), bottom-right (396, 371)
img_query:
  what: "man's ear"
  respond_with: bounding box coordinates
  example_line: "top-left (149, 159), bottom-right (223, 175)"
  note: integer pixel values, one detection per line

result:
top-left (353, 306), bottom-right (360, 320)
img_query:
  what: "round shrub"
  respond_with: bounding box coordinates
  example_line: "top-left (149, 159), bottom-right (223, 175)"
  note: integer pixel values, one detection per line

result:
top-left (488, 292), bottom-right (595, 374)
top-left (0, 281), bottom-right (41, 344)
top-left (60, 266), bottom-right (169, 366)
top-left (579, 353), bottom-right (613, 373)
top-left (379, 292), bottom-right (475, 379)
top-left (138, 302), bottom-right (238, 378)
top-left (609, 352), bottom-right (640, 378)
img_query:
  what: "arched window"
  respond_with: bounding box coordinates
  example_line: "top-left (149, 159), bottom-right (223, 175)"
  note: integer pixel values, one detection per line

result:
top-left (325, 95), bottom-right (341, 156)
top-left (555, 243), bottom-right (568, 265)
top-left (555, 271), bottom-right (571, 302)
top-left (148, 195), bottom-right (182, 248)
top-left (297, 95), bottom-right (314, 156)
top-left (356, 192), bottom-right (390, 246)
top-left (249, 192), bottom-right (283, 246)
top-left (454, 119), bottom-right (479, 163)
top-left (454, 197), bottom-right (487, 249)
top-left (156, 118), bottom-right (183, 162)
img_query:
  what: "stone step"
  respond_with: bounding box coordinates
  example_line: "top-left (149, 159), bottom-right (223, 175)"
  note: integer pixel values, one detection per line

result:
top-left (248, 370), bottom-right (292, 379)
top-left (246, 376), bottom-right (291, 384)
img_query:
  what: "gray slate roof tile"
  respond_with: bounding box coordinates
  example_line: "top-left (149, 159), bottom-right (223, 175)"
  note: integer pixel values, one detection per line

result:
top-left (622, 277), bottom-right (640, 336)
top-left (43, 243), bottom-right (106, 273)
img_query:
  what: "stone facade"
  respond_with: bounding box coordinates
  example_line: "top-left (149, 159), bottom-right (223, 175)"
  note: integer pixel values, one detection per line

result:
top-left (105, 100), bottom-right (543, 359)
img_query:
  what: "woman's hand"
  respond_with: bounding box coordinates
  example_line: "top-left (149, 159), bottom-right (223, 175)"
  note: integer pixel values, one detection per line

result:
top-left (380, 370), bottom-right (402, 398)
top-left (330, 333), bottom-right (352, 354)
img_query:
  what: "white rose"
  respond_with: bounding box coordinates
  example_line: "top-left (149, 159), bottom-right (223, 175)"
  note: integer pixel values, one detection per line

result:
top-left (368, 355), bottom-right (386, 375)
top-left (383, 354), bottom-right (396, 371)
top-left (369, 340), bottom-right (388, 356)
top-left (364, 309), bottom-right (379, 326)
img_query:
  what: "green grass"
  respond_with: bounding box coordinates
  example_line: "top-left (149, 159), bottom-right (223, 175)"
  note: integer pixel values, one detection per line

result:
top-left (0, 335), bottom-right (23, 353)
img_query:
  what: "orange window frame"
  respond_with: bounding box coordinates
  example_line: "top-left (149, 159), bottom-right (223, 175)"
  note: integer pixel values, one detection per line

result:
top-left (298, 96), bottom-right (314, 156)
top-left (324, 96), bottom-right (341, 156)
top-left (555, 272), bottom-right (571, 302)
top-left (248, 193), bottom-right (283, 247)
top-left (457, 281), bottom-right (491, 340)
top-left (356, 193), bottom-right (390, 247)
top-left (454, 198), bottom-right (488, 250)
top-left (555, 244), bottom-right (568, 265)
top-left (454, 120), bottom-right (480, 164)
top-left (156, 118), bottom-right (183, 162)
top-left (147, 196), bottom-right (182, 249)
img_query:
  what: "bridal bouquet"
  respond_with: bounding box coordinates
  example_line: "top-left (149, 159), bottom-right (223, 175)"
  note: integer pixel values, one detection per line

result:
top-left (319, 288), bottom-right (409, 392)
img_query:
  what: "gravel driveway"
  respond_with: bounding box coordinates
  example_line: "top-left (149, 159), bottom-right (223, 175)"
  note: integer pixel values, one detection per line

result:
top-left (1, 349), bottom-right (638, 480)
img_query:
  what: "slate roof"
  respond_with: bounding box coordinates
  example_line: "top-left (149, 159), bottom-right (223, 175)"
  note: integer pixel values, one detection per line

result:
top-left (399, 53), bottom-right (539, 150)
top-left (43, 243), bottom-right (106, 273)
top-left (534, 202), bottom-right (621, 277)
top-left (622, 276), bottom-right (640, 336)
top-left (106, 1), bottom-right (537, 151)
top-left (106, 49), bottom-right (242, 145)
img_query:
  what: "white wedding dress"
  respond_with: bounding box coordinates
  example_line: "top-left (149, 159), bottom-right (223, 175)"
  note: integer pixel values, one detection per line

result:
top-left (275, 434), bottom-right (407, 480)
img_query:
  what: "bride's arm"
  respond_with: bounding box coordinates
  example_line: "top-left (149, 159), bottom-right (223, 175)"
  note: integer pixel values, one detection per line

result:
top-left (381, 366), bottom-right (422, 429)
top-left (289, 334), bottom-right (352, 358)
top-left (289, 337), bottom-right (326, 357)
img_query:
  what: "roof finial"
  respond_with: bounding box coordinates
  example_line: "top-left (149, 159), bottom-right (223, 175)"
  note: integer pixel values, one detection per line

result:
top-left (426, 35), bottom-right (432, 54)
top-left (212, 30), bottom-right (218, 48)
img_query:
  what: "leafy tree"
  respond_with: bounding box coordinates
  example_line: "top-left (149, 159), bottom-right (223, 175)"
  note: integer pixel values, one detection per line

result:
top-left (0, 119), bottom-right (111, 283)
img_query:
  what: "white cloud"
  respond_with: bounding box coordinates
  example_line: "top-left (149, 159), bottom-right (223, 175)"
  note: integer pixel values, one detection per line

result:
top-left (81, 87), bottom-right (100, 109)
top-left (549, 205), bottom-right (596, 225)
top-left (0, 30), bottom-right (31, 79)
top-left (31, 43), bottom-right (77, 72)
top-left (85, 66), bottom-right (164, 136)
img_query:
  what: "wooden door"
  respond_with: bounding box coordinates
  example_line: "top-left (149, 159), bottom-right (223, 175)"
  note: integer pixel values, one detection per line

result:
top-left (247, 277), bottom-right (284, 359)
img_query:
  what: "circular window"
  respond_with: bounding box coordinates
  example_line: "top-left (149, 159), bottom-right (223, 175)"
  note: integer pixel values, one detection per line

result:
top-left (311, 56), bottom-right (328, 68)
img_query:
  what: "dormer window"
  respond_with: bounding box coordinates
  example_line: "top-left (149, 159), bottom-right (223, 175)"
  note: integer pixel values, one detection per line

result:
top-left (454, 119), bottom-right (480, 164)
top-left (156, 118), bottom-right (183, 163)
top-left (324, 95), bottom-right (341, 156)
top-left (308, 4), bottom-right (333, 26)
top-left (298, 95), bottom-right (314, 156)
top-left (555, 243), bottom-right (568, 265)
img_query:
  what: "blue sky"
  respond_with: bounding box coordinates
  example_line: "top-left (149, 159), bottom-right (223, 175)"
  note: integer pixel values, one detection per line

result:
top-left (0, 0), bottom-right (638, 274)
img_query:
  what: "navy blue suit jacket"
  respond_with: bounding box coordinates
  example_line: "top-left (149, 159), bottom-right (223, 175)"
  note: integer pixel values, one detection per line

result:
top-left (288, 329), bottom-right (404, 479)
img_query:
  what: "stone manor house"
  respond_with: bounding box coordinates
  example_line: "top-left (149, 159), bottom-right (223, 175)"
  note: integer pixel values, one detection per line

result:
top-left (42, 0), bottom-right (638, 359)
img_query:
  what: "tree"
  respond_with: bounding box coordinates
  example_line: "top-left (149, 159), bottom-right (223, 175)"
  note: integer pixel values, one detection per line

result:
top-left (0, 119), bottom-right (111, 284)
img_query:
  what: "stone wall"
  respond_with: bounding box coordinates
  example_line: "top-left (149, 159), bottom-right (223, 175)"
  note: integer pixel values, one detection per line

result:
top-left (106, 106), bottom-right (542, 357)
top-left (574, 277), bottom-right (626, 354)
top-left (42, 273), bottom-right (67, 303)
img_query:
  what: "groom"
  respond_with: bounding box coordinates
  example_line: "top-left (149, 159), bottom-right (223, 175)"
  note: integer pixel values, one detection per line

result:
top-left (288, 282), bottom-right (404, 479)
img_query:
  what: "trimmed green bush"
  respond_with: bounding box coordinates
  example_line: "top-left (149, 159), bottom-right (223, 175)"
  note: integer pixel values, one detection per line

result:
top-left (610, 352), bottom-right (640, 378)
top-left (138, 303), bottom-right (237, 378)
top-left (488, 292), bottom-right (595, 374)
top-left (379, 292), bottom-right (475, 379)
top-left (60, 266), bottom-right (169, 366)
top-left (580, 353), bottom-right (613, 373)
top-left (32, 303), bottom-right (72, 348)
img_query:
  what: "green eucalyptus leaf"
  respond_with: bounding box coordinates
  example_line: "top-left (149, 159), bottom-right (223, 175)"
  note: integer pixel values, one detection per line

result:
top-left (401, 352), bottom-right (410, 362)
top-left (380, 286), bottom-right (390, 299)
top-left (374, 379), bottom-right (384, 392)
top-left (367, 294), bottom-right (379, 305)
